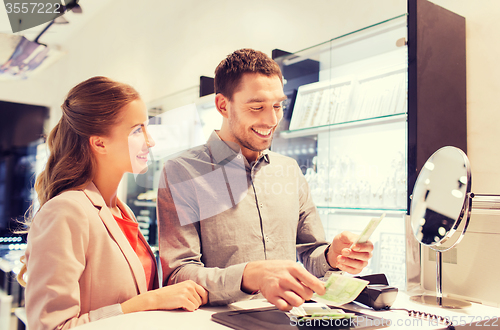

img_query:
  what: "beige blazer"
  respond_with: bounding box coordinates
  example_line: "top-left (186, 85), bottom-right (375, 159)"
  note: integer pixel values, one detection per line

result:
top-left (24, 182), bottom-right (158, 330)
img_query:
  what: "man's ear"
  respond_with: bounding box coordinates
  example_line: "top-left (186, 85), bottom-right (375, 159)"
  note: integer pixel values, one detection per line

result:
top-left (215, 93), bottom-right (229, 119)
top-left (89, 136), bottom-right (107, 155)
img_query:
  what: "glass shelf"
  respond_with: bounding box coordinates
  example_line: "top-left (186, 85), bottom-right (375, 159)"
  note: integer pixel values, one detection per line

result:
top-left (279, 112), bottom-right (406, 139)
top-left (316, 206), bottom-right (406, 214)
top-left (276, 15), bottom-right (407, 73)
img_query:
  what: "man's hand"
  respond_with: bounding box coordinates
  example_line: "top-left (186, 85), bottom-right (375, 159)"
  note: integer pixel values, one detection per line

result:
top-left (327, 231), bottom-right (373, 274)
top-left (241, 260), bottom-right (326, 311)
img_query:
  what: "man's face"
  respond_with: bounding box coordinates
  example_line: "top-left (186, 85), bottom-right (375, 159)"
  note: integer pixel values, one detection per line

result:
top-left (226, 73), bottom-right (286, 158)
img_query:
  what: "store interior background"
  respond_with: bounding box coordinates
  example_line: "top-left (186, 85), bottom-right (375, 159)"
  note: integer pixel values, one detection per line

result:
top-left (0, 0), bottom-right (499, 195)
top-left (0, 0), bottom-right (500, 325)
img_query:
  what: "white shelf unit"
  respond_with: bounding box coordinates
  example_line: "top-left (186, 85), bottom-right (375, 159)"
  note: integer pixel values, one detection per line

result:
top-left (274, 15), bottom-right (409, 288)
top-left (273, 0), bottom-right (467, 291)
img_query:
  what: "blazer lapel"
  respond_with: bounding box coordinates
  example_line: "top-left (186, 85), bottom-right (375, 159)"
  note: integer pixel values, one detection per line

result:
top-left (119, 200), bottom-right (160, 290)
top-left (82, 182), bottom-right (148, 294)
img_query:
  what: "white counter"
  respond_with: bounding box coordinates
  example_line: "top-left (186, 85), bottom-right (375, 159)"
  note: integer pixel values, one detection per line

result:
top-left (348, 289), bottom-right (500, 329)
top-left (73, 291), bottom-right (500, 330)
top-left (73, 306), bottom-right (232, 330)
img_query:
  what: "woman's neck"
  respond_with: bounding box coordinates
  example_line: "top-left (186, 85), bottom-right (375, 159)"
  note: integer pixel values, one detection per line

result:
top-left (92, 166), bottom-right (123, 209)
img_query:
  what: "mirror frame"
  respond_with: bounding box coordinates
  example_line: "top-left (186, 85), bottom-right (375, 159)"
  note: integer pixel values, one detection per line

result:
top-left (410, 146), bottom-right (472, 251)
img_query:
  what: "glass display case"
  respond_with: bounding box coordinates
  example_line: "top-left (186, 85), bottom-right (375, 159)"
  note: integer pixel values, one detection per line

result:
top-left (273, 15), bottom-right (409, 288)
top-left (272, 0), bottom-right (466, 289)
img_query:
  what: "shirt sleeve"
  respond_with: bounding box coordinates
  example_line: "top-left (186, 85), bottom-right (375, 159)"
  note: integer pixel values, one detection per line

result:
top-left (295, 167), bottom-right (334, 277)
top-left (157, 161), bottom-right (253, 305)
top-left (25, 196), bottom-right (123, 330)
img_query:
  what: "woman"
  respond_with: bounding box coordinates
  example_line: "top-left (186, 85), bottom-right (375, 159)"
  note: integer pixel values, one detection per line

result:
top-left (19, 76), bottom-right (208, 330)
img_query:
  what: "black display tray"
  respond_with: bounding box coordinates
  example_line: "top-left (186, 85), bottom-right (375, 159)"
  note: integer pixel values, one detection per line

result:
top-left (212, 306), bottom-right (390, 330)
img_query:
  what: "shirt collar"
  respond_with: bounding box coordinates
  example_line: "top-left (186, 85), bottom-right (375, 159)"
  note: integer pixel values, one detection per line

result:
top-left (260, 149), bottom-right (270, 164)
top-left (207, 131), bottom-right (238, 165)
top-left (207, 130), bottom-right (271, 166)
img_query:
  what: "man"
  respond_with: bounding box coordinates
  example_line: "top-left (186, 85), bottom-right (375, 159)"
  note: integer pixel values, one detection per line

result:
top-left (158, 48), bottom-right (373, 311)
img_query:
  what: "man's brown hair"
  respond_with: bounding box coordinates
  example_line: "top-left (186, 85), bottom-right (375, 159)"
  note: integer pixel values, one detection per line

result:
top-left (214, 48), bottom-right (283, 101)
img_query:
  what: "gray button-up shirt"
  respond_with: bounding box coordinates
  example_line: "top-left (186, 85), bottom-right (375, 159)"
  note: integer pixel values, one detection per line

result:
top-left (158, 131), bottom-right (332, 305)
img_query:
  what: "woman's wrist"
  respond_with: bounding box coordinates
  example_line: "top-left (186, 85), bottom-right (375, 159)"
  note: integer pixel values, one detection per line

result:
top-left (121, 291), bottom-right (157, 314)
top-left (143, 290), bottom-right (158, 311)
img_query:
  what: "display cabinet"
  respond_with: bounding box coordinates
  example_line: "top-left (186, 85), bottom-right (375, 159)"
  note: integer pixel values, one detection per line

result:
top-left (272, 0), bottom-right (466, 289)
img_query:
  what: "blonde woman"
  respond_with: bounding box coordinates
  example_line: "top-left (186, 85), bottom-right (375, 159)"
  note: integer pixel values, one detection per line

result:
top-left (19, 76), bottom-right (207, 330)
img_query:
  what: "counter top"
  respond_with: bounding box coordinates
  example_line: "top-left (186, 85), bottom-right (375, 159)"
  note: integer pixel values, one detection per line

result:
top-left (72, 291), bottom-right (500, 330)
top-left (73, 305), bottom-right (236, 330)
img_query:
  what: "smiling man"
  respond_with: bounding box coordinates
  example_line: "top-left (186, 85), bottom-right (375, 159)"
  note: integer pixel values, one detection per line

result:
top-left (157, 49), bottom-right (374, 311)
top-left (215, 61), bottom-right (286, 161)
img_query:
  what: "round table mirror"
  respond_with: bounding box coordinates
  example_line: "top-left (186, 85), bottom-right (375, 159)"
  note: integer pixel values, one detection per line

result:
top-left (409, 146), bottom-right (472, 308)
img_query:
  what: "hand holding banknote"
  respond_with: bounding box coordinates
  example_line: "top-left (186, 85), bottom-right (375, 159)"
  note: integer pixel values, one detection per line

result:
top-left (242, 260), bottom-right (326, 311)
top-left (313, 273), bottom-right (369, 306)
top-left (326, 231), bottom-right (374, 274)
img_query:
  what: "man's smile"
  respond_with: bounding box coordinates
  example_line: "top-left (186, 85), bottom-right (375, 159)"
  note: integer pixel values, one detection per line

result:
top-left (251, 127), bottom-right (272, 138)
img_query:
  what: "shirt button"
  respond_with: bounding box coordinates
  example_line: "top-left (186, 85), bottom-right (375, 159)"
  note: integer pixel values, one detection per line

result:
top-left (237, 155), bottom-right (242, 159)
top-left (259, 203), bottom-right (263, 208)
top-left (265, 236), bottom-right (270, 242)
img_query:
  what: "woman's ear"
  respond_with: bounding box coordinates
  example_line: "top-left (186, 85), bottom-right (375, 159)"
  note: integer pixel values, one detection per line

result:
top-left (215, 93), bottom-right (229, 119)
top-left (89, 136), bottom-right (107, 155)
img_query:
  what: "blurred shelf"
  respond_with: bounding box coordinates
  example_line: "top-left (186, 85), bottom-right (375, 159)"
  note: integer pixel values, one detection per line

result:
top-left (133, 200), bottom-right (156, 207)
top-left (279, 113), bottom-right (406, 139)
top-left (316, 206), bottom-right (406, 216)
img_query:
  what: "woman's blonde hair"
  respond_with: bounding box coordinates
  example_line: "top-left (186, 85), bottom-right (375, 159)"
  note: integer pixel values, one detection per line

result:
top-left (18, 76), bottom-right (140, 285)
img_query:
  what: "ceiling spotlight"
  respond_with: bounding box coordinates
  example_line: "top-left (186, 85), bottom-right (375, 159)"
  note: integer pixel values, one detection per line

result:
top-left (62, 0), bottom-right (83, 14)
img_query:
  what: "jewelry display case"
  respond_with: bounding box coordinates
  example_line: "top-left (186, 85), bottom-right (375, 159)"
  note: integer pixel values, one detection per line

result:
top-left (272, 0), bottom-right (466, 289)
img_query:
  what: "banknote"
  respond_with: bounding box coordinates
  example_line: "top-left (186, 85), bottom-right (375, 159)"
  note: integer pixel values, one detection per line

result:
top-left (354, 213), bottom-right (386, 245)
top-left (313, 273), bottom-right (369, 306)
top-left (290, 303), bottom-right (344, 317)
top-left (288, 303), bottom-right (355, 321)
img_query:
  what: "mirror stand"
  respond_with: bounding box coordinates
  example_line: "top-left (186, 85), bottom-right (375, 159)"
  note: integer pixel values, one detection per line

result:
top-left (410, 250), bottom-right (471, 308)
top-left (409, 147), bottom-right (475, 309)
top-left (411, 190), bottom-right (500, 309)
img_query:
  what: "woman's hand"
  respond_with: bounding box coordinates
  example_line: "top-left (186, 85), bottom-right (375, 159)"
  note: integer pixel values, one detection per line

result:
top-left (153, 280), bottom-right (208, 311)
top-left (121, 280), bottom-right (208, 313)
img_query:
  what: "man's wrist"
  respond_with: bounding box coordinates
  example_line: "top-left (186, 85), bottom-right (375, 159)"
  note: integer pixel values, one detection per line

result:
top-left (241, 261), bottom-right (260, 294)
top-left (324, 244), bottom-right (340, 271)
top-left (324, 244), bottom-right (333, 267)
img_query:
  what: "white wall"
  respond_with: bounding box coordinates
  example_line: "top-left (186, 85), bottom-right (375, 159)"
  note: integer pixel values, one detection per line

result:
top-left (429, 0), bottom-right (500, 195)
top-left (0, 0), bottom-right (499, 194)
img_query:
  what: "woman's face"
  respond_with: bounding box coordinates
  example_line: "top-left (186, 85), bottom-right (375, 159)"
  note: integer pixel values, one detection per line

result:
top-left (104, 99), bottom-right (155, 175)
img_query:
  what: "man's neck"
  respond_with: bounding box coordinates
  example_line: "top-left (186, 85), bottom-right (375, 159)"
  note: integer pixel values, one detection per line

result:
top-left (214, 130), bottom-right (261, 163)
